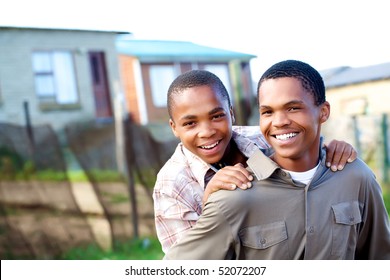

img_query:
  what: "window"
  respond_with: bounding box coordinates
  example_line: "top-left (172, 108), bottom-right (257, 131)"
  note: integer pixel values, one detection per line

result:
top-left (149, 65), bottom-right (177, 107)
top-left (32, 51), bottom-right (78, 105)
top-left (342, 97), bottom-right (367, 116)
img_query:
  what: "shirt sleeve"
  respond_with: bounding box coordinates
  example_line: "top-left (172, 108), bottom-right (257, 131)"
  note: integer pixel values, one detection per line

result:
top-left (356, 174), bottom-right (390, 259)
top-left (163, 200), bottom-right (234, 260)
top-left (232, 125), bottom-right (272, 154)
top-left (153, 176), bottom-right (204, 253)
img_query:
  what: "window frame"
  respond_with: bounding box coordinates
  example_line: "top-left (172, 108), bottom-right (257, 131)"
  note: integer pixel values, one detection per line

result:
top-left (32, 50), bottom-right (80, 110)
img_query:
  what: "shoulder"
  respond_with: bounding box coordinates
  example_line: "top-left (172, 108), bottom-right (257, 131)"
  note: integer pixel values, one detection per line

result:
top-left (232, 125), bottom-right (270, 149)
top-left (232, 125), bottom-right (260, 136)
top-left (341, 158), bottom-right (377, 181)
top-left (157, 144), bottom-right (190, 177)
top-left (208, 188), bottom-right (255, 215)
top-left (154, 143), bottom-right (205, 199)
top-left (319, 158), bottom-right (380, 194)
top-left (155, 144), bottom-right (192, 189)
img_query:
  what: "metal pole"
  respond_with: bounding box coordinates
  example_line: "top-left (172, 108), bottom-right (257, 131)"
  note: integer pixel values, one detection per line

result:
top-left (382, 114), bottom-right (389, 183)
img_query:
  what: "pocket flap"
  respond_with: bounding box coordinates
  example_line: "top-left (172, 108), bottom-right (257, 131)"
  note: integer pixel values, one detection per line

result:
top-left (332, 201), bottom-right (362, 225)
top-left (239, 221), bottom-right (287, 249)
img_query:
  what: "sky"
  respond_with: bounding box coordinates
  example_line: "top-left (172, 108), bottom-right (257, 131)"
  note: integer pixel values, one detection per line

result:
top-left (1, 0), bottom-right (390, 80)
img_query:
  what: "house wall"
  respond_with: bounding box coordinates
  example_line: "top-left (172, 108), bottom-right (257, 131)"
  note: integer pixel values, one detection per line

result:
top-left (119, 55), bottom-right (142, 124)
top-left (119, 58), bottom-right (254, 125)
top-left (0, 27), bottom-right (121, 131)
top-left (326, 80), bottom-right (390, 117)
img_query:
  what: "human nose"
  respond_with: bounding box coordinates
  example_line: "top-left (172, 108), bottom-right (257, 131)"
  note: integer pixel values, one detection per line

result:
top-left (197, 122), bottom-right (216, 138)
top-left (272, 111), bottom-right (290, 127)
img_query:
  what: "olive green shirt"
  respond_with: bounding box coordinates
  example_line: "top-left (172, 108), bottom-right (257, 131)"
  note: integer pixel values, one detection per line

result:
top-left (164, 148), bottom-right (390, 260)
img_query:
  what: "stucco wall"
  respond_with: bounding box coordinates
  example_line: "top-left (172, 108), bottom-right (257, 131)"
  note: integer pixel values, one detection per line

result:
top-left (326, 80), bottom-right (390, 117)
top-left (0, 27), bottom-right (121, 131)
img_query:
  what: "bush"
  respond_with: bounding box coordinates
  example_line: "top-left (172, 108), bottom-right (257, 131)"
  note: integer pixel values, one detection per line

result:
top-left (0, 146), bottom-right (24, 179)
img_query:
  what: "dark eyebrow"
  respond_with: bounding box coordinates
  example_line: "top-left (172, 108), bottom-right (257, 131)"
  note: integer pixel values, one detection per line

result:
top-left (209, 107), bottom-right (226, 115)
top-left (259, 105), bottom-right (271, 110)
top-left (259, 100), bottom-right (305, 110)
top-left (179, 107), bottom-right (226, 121)
top-left (285, 100), bottom-right (305, 106)
top-left (180, 114), bottom-right (197, 121)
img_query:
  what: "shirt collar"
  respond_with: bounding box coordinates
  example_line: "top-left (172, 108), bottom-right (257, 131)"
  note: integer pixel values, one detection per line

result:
top-left (179, 130), bottom-right (261, 189)
top-left (181, 144), bottom-right (210, 190)
top-left (246, 149), bottom-right (279, 180)
top-left (247, 138), bottom-right (327, 181)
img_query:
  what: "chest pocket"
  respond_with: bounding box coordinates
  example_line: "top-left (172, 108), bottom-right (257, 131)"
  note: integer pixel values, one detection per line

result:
top-left (331, 201), bottom-right (362, 258)
top-left (239, 221), bottom-right (288, 249)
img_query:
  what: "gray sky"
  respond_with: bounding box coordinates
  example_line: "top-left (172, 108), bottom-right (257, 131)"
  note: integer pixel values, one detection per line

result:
top-left (1, 0), bottom-right (389, 79)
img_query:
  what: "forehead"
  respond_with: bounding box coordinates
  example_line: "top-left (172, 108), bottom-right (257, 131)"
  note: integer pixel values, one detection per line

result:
top-left (171, 85), bottom-right (229, 119)
top-left (258, 77), bottom-right (314, 104)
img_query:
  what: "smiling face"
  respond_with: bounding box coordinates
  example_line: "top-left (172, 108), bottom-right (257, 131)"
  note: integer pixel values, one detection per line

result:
top-left (169, 85), bottom-right (234, 164)
top-left (258, 77), bottom-right (330, 171)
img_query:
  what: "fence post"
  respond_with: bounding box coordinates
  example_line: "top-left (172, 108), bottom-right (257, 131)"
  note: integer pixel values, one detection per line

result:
top-left (382, 114), bottom-right (389, 183)
top-left (352, 116), bottom-right (361, 156)
top-left (123, 117), bottom-right (139, 239)
top-left (23, 101), bottom-right (35, 154)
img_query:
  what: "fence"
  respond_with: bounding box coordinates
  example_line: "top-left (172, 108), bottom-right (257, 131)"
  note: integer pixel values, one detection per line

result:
top-left (0, 119), bottom-right (178, 259)
top-left (322, 113), bottom-right (390, 185)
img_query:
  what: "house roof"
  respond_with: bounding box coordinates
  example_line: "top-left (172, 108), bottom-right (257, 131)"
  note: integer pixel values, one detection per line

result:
top-left (322, 62), bottom-right (390, 88)
top-left (116, 37), bottom-right (256, 62)
top-left (320, 66), bottom-right (350, 81)
top-left (0, 25), bottom-right (130, 34)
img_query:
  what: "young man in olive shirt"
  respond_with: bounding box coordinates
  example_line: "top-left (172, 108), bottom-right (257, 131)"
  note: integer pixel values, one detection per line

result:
top-left (164, 60), bottom-right (390, 260)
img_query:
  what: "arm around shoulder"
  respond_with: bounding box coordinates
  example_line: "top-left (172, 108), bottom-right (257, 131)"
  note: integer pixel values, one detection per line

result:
top-left (164, 201), bottom-right (235, 260)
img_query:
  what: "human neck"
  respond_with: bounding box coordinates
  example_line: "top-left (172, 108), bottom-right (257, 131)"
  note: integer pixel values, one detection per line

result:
top-left (272, 152), bottom-right (320, 172)
top-left (221, 139), bottom-right (247, 167)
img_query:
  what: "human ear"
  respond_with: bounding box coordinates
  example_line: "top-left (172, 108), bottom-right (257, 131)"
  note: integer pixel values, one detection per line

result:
top-left (230, 107), bottom-right (235, 124)
top-left (169, 119), bottom-right (180, 138)
top-left (320, 102), bottom-right (330, 123)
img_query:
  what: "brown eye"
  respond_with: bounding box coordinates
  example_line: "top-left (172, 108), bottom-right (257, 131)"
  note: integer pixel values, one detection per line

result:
top-left (212, 113), bottom-right (226, 120)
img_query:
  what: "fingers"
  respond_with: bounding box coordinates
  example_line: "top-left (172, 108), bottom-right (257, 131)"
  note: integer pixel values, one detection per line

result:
top-left (325, 140), bottom-right (356, 172)
top-left (209, 165), bottom-right (254, 192)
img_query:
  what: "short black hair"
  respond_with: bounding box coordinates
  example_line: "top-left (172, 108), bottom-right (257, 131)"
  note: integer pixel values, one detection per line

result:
top-left (257, 60), bottom-right (326, 106)
top-left (167, 70), bottom-right (231, 119)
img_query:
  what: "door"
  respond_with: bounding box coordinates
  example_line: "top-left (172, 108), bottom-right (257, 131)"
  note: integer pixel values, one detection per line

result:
top-left (88, 51), bottom-right (113, 119)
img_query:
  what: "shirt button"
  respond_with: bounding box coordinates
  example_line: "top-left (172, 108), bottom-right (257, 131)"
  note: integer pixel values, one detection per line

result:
top-left (349, 216), bottom-right (354, 222)
top-left (260, 238), bottom-right (267, 245)
top-left (309, 226), bottom-right (315, 234)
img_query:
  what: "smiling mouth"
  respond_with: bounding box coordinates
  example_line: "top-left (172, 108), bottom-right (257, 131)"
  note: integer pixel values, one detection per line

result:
top-left (274, 133), bottom-right (298, 141)
top-left (200, 140), bottom-right (220, 150)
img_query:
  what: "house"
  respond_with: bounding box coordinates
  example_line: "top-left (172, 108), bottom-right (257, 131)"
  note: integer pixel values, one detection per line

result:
top-left (321, 62), bottom-right (390, 117)
top-left (0, 26), bottom-right (127, 131)
top-left (116, 36), bottom-right (256, 125)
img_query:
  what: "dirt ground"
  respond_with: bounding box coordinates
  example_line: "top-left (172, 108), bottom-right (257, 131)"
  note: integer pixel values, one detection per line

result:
top-left (0, 180), bottom-right (155, 259)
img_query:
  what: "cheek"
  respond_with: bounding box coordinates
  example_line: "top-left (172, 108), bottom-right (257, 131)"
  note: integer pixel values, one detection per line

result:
top-left (259, 120), bottom-right (269, 135)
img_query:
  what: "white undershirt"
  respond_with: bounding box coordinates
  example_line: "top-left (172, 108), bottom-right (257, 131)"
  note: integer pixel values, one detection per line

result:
top-left (283, 162), bottom-right (320, 185)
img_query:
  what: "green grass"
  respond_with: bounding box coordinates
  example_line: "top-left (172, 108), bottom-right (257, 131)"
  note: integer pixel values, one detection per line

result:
top-left (67, 169), bottom-right (125, 182)
top-left (60, 238), bottom-right (164, 260)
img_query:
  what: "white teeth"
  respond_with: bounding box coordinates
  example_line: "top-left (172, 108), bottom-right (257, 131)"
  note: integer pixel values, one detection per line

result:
top-left (200, 141), bottom-right (219, 149)
top-left (275, 133), bottom-right (297, 140)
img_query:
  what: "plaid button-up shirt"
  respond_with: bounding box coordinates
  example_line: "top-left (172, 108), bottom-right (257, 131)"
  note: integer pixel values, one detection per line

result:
top-left (153, 126), bottom-right (270, 253)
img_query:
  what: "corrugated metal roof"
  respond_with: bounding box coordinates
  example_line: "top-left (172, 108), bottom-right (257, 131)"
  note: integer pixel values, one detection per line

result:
top-left (116, 37), bottom-right (256, 62)
top-left (323, 62), bottom-right (390, 88)
top-left (320, 66), bottom-right (350, 81)
top-left (0, 25), bottom-right (130, 34)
